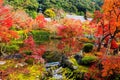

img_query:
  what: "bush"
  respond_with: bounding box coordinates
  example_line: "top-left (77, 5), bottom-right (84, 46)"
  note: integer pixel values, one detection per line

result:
top-left (23, 50), bottom-right (32, 55)
top-left (25, 58), bottom-right (34, 64)
top-left (81, 55), bottom-right (97, 65)
top-left (62, 64), bottom-right (88, 80)
top-left (8, 65), bottom-right (46, 80)
top-left (26, 10), bottom-right (38, 19)
top-left (12, 30), bottom-right (50, 45)
top-left (6, 45), bottom-right (19, 53)
top-left (31, 30), bottom-right (50, 44)
top-left (83, 43), bottom-right (93, 53)
top-left (44, 9), bottom-right (56, 18)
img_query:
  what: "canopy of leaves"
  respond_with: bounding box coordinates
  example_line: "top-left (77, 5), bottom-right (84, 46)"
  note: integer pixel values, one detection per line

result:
top-left (5, 0), bottom-right (39, 18)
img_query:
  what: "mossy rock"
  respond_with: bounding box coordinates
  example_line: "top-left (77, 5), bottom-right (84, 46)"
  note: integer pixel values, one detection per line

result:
top-left (42, 51), bottom-right (62, 63)
top-left (25, 58), bottom-right (34, 65)
top-left (83, 43), bottom-right (94, 53)
top-left (81, 55), bottom-right (98, 65)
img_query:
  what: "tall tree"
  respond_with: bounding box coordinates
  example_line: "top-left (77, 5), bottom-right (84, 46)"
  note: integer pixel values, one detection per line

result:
top-left (92, 0), bottom-right (120, 54)
top-left (0, 0), bottom-right (19, 56)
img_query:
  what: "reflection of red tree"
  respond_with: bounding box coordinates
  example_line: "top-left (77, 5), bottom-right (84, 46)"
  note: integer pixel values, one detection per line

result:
top-left (20, 36), bottom-right (46, 63)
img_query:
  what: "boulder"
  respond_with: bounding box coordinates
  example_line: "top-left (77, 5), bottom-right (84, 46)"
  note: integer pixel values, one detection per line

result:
top-left (43, 51), bottom-right (62, 63)
top-left (74, 54), bottom-right (83, 65)
top-left (4, 53), bottom-right (23, 59)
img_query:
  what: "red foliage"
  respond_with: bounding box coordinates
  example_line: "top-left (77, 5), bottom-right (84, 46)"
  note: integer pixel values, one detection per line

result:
top-left (85, 56), bottom-right (120, 80)
top-left (105, 37), bottom-right (119, 49)
top-left (91, 0), bottom-right (120, 51)
top-left (24, 36), bottom-right (35, 48)
top-left (57, 19), bottom-right (83, 56)
top-left (84, 64), bottom-right (104, 80)
top-left (0, 0), bottom-right (13, 28)
top-left (0, 0), bottom-right (19, 43)
top-left (101, 56), bottom-right (120, 77)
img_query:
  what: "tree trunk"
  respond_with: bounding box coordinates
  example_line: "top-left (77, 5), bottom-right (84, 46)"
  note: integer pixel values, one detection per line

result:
top-left (97, 42), bottom-right (102, 51)
top-left (84, 9), bottom-right (87, 20)
top-left (106, 38), bottom-right (112, 55)
top-left (0, 43), bottom-right (7, 56)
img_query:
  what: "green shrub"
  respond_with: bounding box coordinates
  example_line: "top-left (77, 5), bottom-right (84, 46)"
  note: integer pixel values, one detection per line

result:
top-left (62, 66), bottom-right (88, 80)
top-left (25, 58), bottom-right (34, 64)
top-left (17, 30), bottom-right (27, 40)
top-left (83, 43), bottom-right (93, 53)
top-left (26, 10), bottom-right (38, 19)
top-left (6, 45), bottom-right (19, 53)
top-left (31, 30), bottom-right (50, 44)
top-left (11, 30), bottom-right (26, 45)
top-left (81, 55), bottom-right (97, 65)
top-left (11, 30), bottom-right (50, 45)
top-left (24, 50), bottom-right (32, 55)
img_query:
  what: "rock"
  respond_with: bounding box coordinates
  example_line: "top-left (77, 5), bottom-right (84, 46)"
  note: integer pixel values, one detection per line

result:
top-left (73, 66), bottom-right (78, 69)
top-left (0, 61), bottom-right (6, 65)
top-left (15, 62), bottom-right (27, 68)
top-left (45, 62), bottom-right (60, 77)
top-left (60, 55), bottom-right (76, 70)
top-left (74, 54), bottom-right (83, 65)
top-left (53, 74), bottom-right (62, 80)
top-left (43, 51), bottom-right (62, 62)
top-left (45, 62), bottom-right (60, 68)
top-left (4, 53), bottom-right (23, 59)
top-left (54, 67), bottom-right (63, 74)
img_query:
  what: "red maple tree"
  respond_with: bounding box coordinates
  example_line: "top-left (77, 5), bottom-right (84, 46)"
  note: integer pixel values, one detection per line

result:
top-left (0, 0), bottom-right (19, 56)
top-left (57, 18), bottom-right (83, 56)
top-left (92, 0), bottom-right (120, 54)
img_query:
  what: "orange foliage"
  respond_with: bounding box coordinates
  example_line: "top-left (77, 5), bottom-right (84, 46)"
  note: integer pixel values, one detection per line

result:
top-left (102, 0), bottom-right (120, 34)
top-left (35, 14), bottom-right (47, 28)
top-left (101, 56), bottom-right (120, 77)
top-left (93, 0), bottom-right (120, 36)
top-left (83, 21), bottom-right (96, 36)
top-left (0, 0), bottom-right (3, 6)
top-left (13, 10), bottom-right (34, 30)
top-left (92, 0), bottom-right (120, 51)
top-left (85, 56), bottom-right (120, 80)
